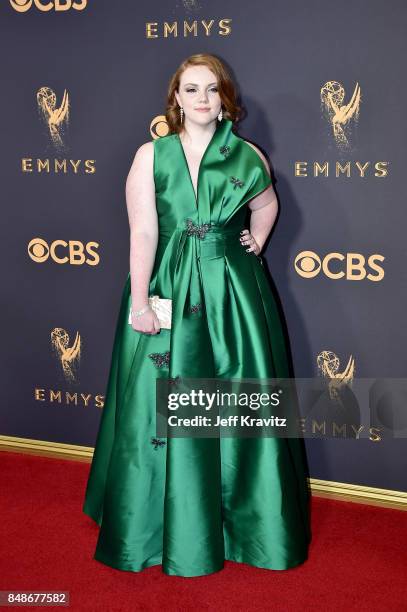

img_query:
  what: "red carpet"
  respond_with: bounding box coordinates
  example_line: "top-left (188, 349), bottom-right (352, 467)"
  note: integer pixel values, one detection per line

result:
top-left (0, 450), bottom-right (406, 611)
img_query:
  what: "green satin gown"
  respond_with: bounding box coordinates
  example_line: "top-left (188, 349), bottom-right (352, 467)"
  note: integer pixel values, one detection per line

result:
top-left (83, 117), bottom-right (311, 576)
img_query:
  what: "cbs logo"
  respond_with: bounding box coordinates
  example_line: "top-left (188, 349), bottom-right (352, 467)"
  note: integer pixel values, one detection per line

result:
top-left (28, 238), bottom-right (99, 265)
top-left (10, 0), bottom-right (87, 12)
top-left (295, 251), bottom-right (385, 281)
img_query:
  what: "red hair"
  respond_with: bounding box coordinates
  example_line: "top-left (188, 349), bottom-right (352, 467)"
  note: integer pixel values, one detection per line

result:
top-left (165, 53), bottom-right (243, 134)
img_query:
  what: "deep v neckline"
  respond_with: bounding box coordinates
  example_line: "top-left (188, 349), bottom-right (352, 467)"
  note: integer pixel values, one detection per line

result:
top-left (175, 119), bottom-right (224, 207)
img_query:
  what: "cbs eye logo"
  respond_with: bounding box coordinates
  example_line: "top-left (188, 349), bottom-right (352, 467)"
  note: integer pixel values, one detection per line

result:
top-left (294, 250), bottom-right (385, 281)
top-left (10, 0), bottom-right (87, 12)
top-left (28, 238), bottom-right (99, 265)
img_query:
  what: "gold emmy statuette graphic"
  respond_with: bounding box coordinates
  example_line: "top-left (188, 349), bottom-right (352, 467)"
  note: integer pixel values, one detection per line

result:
top-left (37, 87), bottom-right (70, 150)
top-left (317, 350), bottom-right (355, 400)
top-left (320, 81), bottom-right (361, 150)
top-left (51, 327), bottom-right (81, 382)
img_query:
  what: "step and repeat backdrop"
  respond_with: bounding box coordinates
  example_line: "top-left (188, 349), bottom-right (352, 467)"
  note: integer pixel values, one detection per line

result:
top-left (1, 0), bottom-right (406, 492)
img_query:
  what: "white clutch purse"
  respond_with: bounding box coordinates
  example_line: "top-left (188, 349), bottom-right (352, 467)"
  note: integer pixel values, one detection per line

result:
top-left (128, 295), bottom-right (172, 329)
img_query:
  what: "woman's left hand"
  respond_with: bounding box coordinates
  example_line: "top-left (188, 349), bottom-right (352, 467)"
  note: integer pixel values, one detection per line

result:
top-left (239, 229), bottom-right (261, 255)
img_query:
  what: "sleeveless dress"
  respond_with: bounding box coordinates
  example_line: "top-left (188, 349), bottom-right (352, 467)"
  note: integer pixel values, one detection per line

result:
top-left (83, 117), bottom-right (311, 576)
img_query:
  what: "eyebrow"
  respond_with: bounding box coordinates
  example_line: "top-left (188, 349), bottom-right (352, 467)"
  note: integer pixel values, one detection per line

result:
top-left (183, 82), bottom-right (218, 87)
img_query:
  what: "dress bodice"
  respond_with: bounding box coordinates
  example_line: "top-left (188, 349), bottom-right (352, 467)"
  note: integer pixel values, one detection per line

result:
top-left (146, 118), bottom-right (273, 335)
top-left (152, 117), bottom-right (272, 238)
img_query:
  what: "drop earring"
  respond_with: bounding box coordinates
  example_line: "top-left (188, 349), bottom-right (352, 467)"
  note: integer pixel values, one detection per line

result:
top-left (179, 106), bottom-right (184, 123)
top-left (217, 107), bottom-right (223, 122)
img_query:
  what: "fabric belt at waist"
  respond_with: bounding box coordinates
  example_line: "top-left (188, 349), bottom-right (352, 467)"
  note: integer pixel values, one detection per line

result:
top-left (159, 224), bottom-right (242, 245)
top-left (158, 223), bottom-right (244, 261)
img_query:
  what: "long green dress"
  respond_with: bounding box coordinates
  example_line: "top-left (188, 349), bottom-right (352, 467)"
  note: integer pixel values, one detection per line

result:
top-left (83, 117), bottom-right (311, 576)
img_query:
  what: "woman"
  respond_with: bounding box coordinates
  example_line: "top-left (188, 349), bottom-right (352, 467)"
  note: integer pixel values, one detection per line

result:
top-left (83, 53), bottom-right (311, 576)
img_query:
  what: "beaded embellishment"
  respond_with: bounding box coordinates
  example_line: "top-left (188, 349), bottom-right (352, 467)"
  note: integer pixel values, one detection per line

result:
top-left (151, 437), bottom-right (166, 450)
top-left (148, 351), bottom-right (170, 368)
top-left (219, 145), bottom-right (231, 158)
top-left (189, 302), bottom-right (202, 313)
top-left (230, 176), bottom-right (245, 189)
top-left (185, 218), bottom-right (212, 239)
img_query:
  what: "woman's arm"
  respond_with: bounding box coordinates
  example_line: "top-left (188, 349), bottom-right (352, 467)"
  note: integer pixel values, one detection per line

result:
top-left (247, 184), bottom-right (278, 253)
top-left (242, 142), bottom-right (278, 254)
top-left (125, 142), bottom-right (160, 334)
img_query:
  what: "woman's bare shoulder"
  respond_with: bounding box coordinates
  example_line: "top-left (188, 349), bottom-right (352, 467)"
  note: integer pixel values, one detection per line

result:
top-left (133, 141), bottom-right (154, 161)
top-left (242, 139), bottom-right (271, 176)
top-left (126, 141), bottom-right (154, 189)
top-left (127, 141), bottom-right (153, 170)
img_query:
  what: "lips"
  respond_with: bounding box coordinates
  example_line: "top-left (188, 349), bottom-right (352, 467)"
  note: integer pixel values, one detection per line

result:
top-left (195, 108), bottom-right (210, 111)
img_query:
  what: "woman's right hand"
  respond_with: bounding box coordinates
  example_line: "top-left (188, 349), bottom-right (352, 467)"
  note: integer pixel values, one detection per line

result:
top-left (131, 308), bottom-right (161, 334)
